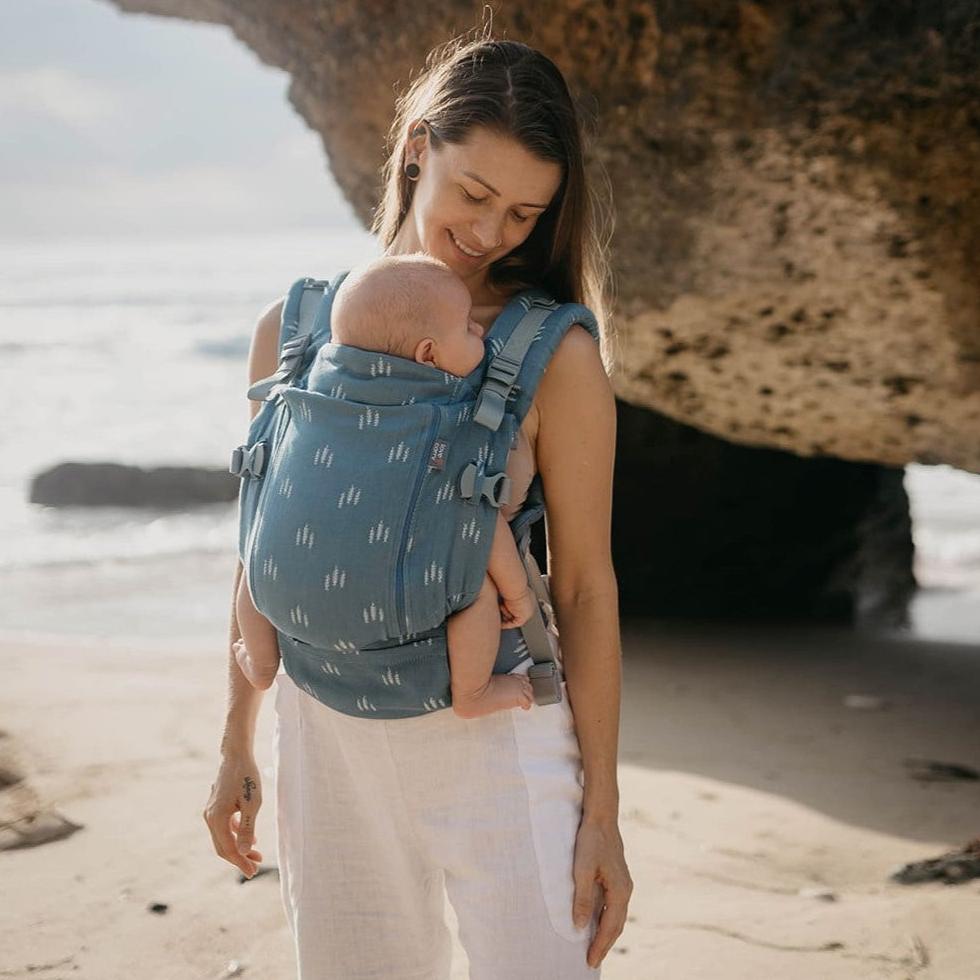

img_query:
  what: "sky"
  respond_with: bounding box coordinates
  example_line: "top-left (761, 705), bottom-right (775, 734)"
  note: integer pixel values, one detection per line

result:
top-left (0, 0), bottom-right (361, 239)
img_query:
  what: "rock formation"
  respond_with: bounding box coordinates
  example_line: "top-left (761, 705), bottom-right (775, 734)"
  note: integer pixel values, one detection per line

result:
top-left (105, 0), bottom-right (980, 624)
top-left (30, 462), bottom-right (238, 508)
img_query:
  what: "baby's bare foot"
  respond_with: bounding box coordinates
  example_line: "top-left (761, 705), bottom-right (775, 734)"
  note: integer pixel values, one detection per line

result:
top-left (452, 673), bottom-right (535, 719)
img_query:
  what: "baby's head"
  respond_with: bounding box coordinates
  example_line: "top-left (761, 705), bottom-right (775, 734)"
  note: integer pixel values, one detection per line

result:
top-left (331, 254), bottom-right (486, 378)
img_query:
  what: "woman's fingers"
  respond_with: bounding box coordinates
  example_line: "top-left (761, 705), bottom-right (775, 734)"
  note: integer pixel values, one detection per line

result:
top-left (586, 877), bottom-right (631, 969)
top-left (202, 761), bottom-right (264, 877)
top-left (572, 821), bottom-right (634, 968)
top-left (203, 796), bottom-right (248, 873)
top-left (230, 811), bottom-right (264, 860)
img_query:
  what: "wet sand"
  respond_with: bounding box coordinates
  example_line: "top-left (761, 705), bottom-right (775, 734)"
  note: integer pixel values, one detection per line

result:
top-left (1, 607), bottom-right (978, 978)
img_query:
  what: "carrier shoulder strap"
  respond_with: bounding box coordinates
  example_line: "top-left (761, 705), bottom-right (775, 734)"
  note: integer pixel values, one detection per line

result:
top-left (246, 271), bottom-right (351, 401)
top-left (475, 289), bottom-right (602, 699)
top-left (474, 288), bottom-right (600, 431)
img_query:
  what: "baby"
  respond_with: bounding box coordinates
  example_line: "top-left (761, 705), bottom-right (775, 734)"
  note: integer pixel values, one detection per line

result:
top-left (234, 253), bottom-right (538, 718)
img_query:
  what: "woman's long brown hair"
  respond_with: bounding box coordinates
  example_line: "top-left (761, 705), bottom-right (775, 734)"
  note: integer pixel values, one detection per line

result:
top-left (370, 26), bottom-right (618, 372)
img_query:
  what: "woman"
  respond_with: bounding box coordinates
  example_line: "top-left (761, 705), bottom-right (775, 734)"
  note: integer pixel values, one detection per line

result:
top-left (204, 32), bottom-right (632, 977)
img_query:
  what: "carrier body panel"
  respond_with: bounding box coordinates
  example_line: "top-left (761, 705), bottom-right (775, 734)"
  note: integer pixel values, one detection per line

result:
top-left (231, 271), bottom-right (600, 717)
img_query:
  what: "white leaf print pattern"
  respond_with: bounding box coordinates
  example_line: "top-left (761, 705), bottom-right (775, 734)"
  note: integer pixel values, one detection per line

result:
top-left (323, 566), bottom-right (347, 591)
top-left (289, 604), bottom-right (310, 629)
top-left (337, 484), bottom-right (362, 508)
top-left (369, 356), bottom-right (392, 378)
top-left (313, 445), bottom-right (334, 467)
top-left (361, 602), bottom-right (385, 624)
top-left (460, 516), bottom-right (482, 544)
top-left (367, 521), bottom-right (391, 544)
top-left (358, 406), bottom-right (381, 429)
top-left (386, 441), bottom-right (411, 463)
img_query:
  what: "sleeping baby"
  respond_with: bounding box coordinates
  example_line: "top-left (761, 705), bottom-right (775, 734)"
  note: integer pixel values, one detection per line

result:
top-left (233, 253), bottom-right (538, 717)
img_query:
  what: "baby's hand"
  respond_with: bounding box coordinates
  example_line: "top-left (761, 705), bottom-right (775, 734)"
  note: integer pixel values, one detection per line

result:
top-left (498, 586), bottom-right (537, 628)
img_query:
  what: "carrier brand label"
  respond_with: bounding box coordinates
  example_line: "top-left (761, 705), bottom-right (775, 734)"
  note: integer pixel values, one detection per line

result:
top-left (428, 438), bottom-right (449, 471)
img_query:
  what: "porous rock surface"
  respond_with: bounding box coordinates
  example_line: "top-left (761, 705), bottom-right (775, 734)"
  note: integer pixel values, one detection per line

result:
top-left (108, 0), bottom-right (980, 471)
top-left (105, 1), bottom-right (980, 623)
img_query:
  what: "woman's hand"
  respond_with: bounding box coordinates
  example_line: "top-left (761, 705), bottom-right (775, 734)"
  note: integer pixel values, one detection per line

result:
top-left (203, 750), bottom-right (265, 878)
top-left (572, 817), bottom-right (633, 969)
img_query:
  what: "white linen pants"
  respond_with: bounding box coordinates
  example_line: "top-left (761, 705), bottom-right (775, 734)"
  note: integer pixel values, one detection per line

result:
top-left (272, 657), bottom-right (602, 979)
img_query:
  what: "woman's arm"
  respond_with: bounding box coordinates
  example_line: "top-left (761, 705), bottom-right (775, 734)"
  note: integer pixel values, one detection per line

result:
top-left (534, 322), bottom-right (632, 969)
top-left (221, 295), bottom-right (286, 751)
top-left (203, 296), bottom-right (285, 877)
top-left (535, 322), bottom-right (621, 821)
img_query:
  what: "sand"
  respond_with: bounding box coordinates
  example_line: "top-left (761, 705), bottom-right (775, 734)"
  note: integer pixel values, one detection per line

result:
top-left (1, 610), bottom-right (979, 979)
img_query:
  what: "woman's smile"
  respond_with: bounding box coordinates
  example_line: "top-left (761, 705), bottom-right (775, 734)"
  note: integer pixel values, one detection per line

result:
top-left (448, 228), bottom-right (490, 261)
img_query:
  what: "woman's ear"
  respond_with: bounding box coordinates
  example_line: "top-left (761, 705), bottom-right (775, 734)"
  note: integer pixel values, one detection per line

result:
top-left (404, 118), bottom-right (430, 168)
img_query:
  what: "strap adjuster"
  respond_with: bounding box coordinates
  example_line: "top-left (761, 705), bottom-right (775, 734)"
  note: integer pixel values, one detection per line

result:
top-left (246, 332), bottom-right (313, 402)
top-left (229, 440), bottom-right (267, 479)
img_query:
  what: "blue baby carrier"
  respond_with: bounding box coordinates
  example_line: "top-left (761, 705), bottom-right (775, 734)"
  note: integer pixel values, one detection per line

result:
top-left (230, 269), bottom-right (600, 719)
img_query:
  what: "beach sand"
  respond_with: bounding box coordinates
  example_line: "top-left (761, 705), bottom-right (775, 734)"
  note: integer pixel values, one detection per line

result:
top-left (1, 608), bottom-right (979, 979)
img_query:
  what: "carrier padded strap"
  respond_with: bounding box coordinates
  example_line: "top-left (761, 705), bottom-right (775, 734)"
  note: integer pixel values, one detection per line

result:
top-left (248, 272), bottom-right (352, 401)
top-left (481, 289), bottom-right (601, 432)
top-left (298, 269), bottom-right (351, 354)
top-left (247, 277), bottom-right (326, 401)
top-left (473, 300), bottom-right (556, 430)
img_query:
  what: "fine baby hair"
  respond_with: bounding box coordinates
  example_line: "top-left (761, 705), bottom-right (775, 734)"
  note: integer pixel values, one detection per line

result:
top-left (329, 253), bottom-right (458, 359)
top-left (324, 253), bottom-right (486, 381)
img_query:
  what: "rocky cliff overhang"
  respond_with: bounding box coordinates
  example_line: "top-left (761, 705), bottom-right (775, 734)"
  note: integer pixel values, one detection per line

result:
top-left (107, 0), bottom-right (980, 473)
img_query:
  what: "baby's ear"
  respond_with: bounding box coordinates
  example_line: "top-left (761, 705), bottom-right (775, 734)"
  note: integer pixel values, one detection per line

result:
top-left (413, 336), bottom-right (438, 367)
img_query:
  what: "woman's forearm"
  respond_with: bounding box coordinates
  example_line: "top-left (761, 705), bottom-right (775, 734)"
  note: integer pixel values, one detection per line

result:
top-left (553, 583), bottom-right (623, 823)
top-left (221, 558), bottom-right (266, 755)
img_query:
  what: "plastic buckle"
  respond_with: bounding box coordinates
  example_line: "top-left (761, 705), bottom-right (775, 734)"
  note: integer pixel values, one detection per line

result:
top-left (484, 352), bottom-right (521, 387)
top-left (528, 661), bottom-right (562, 705)
top-left (229, 440), bottom-right (267, 479)
top-left (458, 461), bottom-right (512, 508)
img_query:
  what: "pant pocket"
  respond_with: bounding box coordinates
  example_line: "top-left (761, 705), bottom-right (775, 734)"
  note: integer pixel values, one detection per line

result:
top-left (508, 684), bottom-right (586, 944)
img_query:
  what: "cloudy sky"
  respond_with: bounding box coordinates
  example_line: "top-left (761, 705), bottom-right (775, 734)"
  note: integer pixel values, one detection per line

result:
top-left (1, 0), bottom-right (360, 239)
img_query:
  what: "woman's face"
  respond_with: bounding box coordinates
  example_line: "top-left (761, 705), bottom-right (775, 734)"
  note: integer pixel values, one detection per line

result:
top-left (392, 124), bottom-right (563, 302)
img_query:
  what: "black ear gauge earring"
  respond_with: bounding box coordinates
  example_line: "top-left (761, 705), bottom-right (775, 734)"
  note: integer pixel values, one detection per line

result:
top-left (405, 162), bottom-right (421, 180)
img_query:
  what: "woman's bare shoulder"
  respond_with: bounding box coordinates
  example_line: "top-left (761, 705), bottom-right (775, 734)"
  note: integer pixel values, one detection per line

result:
top-left (246, 296), bottom-right (287, 420)
top-left (533, 323), bottom-right (616, 598)
top-left (536, 323), bottom-right (610, 425)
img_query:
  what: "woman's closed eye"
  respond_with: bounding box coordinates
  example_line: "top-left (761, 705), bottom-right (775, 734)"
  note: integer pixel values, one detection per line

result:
top-left (460, 187), bottom-right (531, 223)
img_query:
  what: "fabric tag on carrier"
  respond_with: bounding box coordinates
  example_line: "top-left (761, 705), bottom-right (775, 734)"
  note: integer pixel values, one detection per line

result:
top-left (428, 438), bottom-right (449, 471)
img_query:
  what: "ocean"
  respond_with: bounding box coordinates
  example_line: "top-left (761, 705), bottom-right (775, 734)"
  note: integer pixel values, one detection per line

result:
top-left (1, 230), bottom-right (977, 646)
